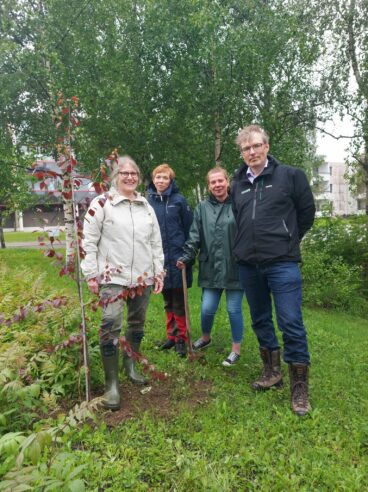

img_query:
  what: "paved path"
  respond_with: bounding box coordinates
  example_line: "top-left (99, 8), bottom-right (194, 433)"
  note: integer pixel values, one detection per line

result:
top-left (2, 242), bottom-right (66, 249)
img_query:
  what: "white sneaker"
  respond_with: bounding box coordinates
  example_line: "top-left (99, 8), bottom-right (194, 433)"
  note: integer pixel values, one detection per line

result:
top-left (222, 352), bottom-right (240, 367)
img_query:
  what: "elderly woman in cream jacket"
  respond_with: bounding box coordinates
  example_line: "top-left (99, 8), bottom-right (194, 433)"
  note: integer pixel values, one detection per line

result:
top-left (82, 156), bottom-right (164, 410)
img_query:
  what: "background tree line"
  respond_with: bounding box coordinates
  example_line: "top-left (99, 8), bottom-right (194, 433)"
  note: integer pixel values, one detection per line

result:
top-left (0, 0), bottom-right (367, 203)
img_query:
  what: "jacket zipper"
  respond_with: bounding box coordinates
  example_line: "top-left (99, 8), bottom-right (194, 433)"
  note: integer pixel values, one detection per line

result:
top-left (283, 219), bottom-right (292, 238)
top-left (252, 182), bottom-right (258, 220)
top-left (252, 182), bottom-right (258, 261)
top-left (129, 203), bottom-right (135, 285)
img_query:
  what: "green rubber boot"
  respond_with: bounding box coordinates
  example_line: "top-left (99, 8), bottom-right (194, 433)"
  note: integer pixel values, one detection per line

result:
top-left (123, 341), bottom-right (148, 385)
top-left (100, 345), bottom-right (121, 410)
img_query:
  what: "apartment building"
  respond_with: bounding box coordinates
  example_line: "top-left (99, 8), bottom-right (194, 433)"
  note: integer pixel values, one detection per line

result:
top-left (312, 161), bottom-right (366, 216)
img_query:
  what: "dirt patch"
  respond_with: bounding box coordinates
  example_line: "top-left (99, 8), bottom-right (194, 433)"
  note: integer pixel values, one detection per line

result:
top-left (98, 375), bottom-right (213, 427)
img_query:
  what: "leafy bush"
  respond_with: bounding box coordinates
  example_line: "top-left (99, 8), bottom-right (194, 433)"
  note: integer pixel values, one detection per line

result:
top-left (302, 216), bottom-right (368, 315)
top-left (0, 255), bottom-right (99, 433)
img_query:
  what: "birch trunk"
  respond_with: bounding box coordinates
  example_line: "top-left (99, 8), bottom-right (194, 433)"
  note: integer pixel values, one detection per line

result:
top-left (215, 112), bottom-right (222, 167)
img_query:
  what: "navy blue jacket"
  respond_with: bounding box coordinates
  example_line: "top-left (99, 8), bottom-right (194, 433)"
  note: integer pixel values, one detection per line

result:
top-left (148, 181), bottom-right (193, 289)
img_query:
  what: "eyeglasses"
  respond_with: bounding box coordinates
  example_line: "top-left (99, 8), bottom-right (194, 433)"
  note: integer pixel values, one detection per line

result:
top-left (118, 171), bottom-right (138, 178)
top-left (240, 143), bottom-right (264, 153)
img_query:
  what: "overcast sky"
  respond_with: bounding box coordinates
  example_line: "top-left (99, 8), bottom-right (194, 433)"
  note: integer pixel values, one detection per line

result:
top-left (316, 115), bottom-right (355, 163)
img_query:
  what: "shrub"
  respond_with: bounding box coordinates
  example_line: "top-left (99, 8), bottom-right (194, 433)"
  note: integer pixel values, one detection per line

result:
top-left (302, 216), bottom-right (368, 315)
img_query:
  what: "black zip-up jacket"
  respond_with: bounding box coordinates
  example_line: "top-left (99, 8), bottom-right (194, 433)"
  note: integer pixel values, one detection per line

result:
top-left (231, 155), bottom-right (315, 265)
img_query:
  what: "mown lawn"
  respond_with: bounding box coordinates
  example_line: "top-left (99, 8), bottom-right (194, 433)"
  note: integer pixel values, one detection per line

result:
top-left (0, 249), bottom-right (367, 491)
top-left (3, 230), bottom-right (66, 243)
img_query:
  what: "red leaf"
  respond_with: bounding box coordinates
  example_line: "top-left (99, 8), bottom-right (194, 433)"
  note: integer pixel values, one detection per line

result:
top-left (40, 182), bottom-right (46, 190)
top-left (71, 116), bottom-right (80, 126)
top-left (93, 182), bottom-right (104, 194)
top-left (44, 249), bottom-right (55, 258)
top-left (61, 107), bottom-right (69, 114)
top-left (62, 191), bottom-right (72, 200)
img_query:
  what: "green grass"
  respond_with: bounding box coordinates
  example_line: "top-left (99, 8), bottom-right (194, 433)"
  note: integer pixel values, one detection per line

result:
top-left (3, 230), bottom-right (66, 243)
top-left (1, 249), bottom-right (368, 490)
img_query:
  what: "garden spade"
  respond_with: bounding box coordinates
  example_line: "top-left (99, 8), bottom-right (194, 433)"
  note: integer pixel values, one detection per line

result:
top-left (182, 265), bottom-right (204, 361)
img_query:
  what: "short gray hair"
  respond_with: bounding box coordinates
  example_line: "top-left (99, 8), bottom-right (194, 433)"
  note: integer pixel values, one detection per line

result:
top-left (235, 124), bottom-right (269, 147)
top-left (110, 156), bottom-right (141, 188)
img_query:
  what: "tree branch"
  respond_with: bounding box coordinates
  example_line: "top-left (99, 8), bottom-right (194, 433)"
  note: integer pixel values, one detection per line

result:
top-left (315, 126), bottom-right (360, 140)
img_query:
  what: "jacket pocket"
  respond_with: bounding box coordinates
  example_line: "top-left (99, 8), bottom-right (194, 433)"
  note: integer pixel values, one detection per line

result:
top-left (255, 217), bottom-right (291, 259)
top-left (198, 252), bottom-right (210, 281)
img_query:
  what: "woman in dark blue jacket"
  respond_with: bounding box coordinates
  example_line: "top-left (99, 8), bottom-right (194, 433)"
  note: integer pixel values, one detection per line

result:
top-left (148, 164), bottom-right (193, 356)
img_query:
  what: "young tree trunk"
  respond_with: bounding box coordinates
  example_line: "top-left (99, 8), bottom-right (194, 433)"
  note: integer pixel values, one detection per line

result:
top-left (215, 112), bottom-right (222, 167)
top-left (0, 212), bottom-right (5, 249)
top-left (61, 161), bottom-right (75, 268)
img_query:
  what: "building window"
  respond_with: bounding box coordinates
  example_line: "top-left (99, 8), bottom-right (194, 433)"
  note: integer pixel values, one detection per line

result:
top-left (329, 166), bottom-right (332, 175)
top-left (329, 184), bottom-right (333, 193)
top-left (357, 199), bottom-right (366, 211)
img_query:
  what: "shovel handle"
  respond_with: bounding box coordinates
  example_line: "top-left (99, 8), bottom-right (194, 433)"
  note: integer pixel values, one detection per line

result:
top-left (181, 265), bottom-right (193, 355)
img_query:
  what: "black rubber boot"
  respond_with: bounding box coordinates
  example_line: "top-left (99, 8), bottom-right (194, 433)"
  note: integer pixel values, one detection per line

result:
top-left (160, 339), bottom-right (175, 350)
top-left (123, 341), bottom-right (148, 385)
top-left (175, 338), bottom-right (187, 358)
top-left (100, 344), bottom-right (121, 411)
top-left (252, 347), bottom-right (283, 390)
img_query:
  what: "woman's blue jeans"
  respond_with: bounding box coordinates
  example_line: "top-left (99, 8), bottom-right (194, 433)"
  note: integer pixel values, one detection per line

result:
top-left (238, 262), bottom-right (310, 364)
top-left (201, 288), bottom-right (244, 343)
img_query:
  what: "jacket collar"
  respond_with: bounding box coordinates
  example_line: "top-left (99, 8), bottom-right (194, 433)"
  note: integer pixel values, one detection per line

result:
top-left (208, 193), bottom-right (231, 205)
top-left (234, 154), bottom-right (278, 183)
top-left (108, 188), bottom-right (146, 205)
top-left (147, 180), bottom-right (180, 198)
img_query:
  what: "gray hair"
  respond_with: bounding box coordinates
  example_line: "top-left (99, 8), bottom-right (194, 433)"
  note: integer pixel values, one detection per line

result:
top-left (110, 156), bottom-right (141, 188)
top-left (235, 124), bottom-right (269, 147)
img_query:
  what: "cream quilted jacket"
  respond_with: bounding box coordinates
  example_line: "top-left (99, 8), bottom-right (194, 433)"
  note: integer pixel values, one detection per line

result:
top-left (81, 189), bottom-right (164, 287)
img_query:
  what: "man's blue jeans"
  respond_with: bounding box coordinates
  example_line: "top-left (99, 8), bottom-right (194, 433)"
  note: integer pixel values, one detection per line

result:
top-left (201, 288), bottom-right (244, 343)
top-left (238, 262), bottom-right (310, 364)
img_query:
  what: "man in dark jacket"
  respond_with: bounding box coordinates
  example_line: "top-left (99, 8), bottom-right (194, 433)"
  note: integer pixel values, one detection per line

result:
top-left (231, 124), bottom-right (315, 416)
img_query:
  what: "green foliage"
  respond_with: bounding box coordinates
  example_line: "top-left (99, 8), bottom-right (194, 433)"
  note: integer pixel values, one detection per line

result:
top-left (1, 0), bottom-right (330, 189)
top-left (0, 401), bottom-right (96, 491)
top-left (302, 216), bottom-right (368, 314)
top-left (0, 250), bottom-right (98, 432)
top-left (302, 250), bottom-right (365, 312)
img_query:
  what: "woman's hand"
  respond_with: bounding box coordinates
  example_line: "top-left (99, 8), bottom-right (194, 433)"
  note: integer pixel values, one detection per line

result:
top-left (87, 278), bottom-right (99, 295)
top-left (153, 276), bottom-right (164, 294)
